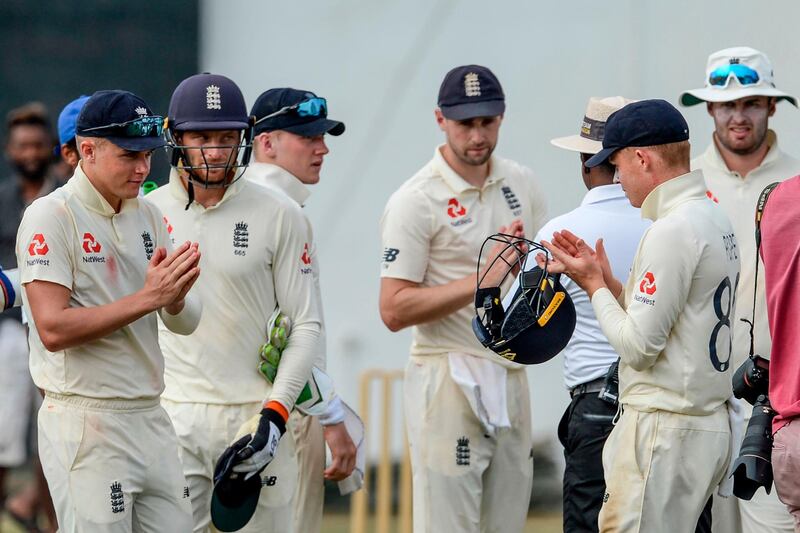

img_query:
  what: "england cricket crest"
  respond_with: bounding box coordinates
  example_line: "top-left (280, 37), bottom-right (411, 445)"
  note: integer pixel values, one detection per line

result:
top-left (206, 84), bottom-right (222, 110)
top-left (233, 221), bottom-right (249, 256)
top-left (110, 481), bottom-right (125, 514)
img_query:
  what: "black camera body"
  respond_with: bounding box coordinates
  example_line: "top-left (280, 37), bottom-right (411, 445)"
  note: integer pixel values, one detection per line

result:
top-left (732, 355), bottom-right (770, 405)
top-left (730, 355), bottom-right (776, 500)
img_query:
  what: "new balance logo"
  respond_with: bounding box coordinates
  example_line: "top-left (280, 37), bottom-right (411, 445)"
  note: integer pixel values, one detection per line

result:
top-left (110, 481), bottom-right (125, 514)
top-left (456, 436), bottom-right (470, 466)
top-left (464, 73), bottom-right (481, 97)
top-left (206, 84), bottom-right (222, 110)
top-left (382, 248), bottom-right (399, 263)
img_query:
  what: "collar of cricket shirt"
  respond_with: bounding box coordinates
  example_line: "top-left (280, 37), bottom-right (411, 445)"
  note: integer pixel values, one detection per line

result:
top-left (72, 161), bottom-right (138, 217)
top-left (433, 144), bottom-right (504, 195)
top-left (246, 162), bottom-right (311, 207)
top-left (167, 167), bottom-right (245, 210)
top-left (640, 169), bottom-right (707, 222)
top-left (580, 183), bottom-right (627, 207)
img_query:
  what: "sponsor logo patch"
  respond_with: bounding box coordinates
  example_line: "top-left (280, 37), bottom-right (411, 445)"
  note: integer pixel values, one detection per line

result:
top-left (639, 272), bottom-right (656, 295)
top-left (27, 233), bottom-right (49, 257)
top-left (300, 243), bottom-right (313, 274)
top-left (382, 247), bottom-right (399, 263)
top-left (82, 233), bottom-right (102, 254)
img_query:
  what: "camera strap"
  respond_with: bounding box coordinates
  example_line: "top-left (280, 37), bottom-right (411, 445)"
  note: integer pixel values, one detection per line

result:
top-left (745, 182), bottom-right (780, 358)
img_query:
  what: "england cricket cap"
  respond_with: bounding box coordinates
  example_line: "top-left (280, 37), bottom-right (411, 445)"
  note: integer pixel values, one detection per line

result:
top-left (680, 47), bottom-right (797, 107)
top-left (250, 87), bottom-right (345, 137)
top-left (58, 95), bottom-right (90, 147)
top-left (585, 99), bottom-right (689, 168)
top-left (550, 96), bottom-right (635, 154)
top-left (168, 73), bottom-right (250, 132)
top-left (210, 435), bottom-right (262, 532)
top-left (76, 90), bottom-right (166, 152)
top-left (438, 65), bottom-right (505, 120)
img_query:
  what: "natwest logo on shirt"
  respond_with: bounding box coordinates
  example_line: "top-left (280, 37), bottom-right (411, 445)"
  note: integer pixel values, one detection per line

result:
top-left (82, 233), bottom-right (102, 254)
top-left (81, 233), bottom-right (106, 264)
top-left (28, 233), bottom-right (49, 256)
top-left (447, 198), bottom-right (467, 218)
top-left (639, 272), bottom-right (656, 295)
top-left (634, 271), bottom-right (656, 306)
top-left (300, 243), bottom-right (313, 274)
top-left (446, 198), bottom-right (473, 227)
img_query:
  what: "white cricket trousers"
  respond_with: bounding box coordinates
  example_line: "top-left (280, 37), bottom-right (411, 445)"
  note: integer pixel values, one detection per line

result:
top-left (404, 354), bottom-right (533, 533)
top-left (599, 406), bottom-right (731, 533)
top-left (161, 399), bottom-right (298, 533)
top-left (38, 392), bottom-right (193, 533)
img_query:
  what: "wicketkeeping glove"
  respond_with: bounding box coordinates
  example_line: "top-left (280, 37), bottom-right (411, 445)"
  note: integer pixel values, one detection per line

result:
top-left (232, 407), bottom-right (287, 480)
top-left (258, 309), bottom-right (291, 383)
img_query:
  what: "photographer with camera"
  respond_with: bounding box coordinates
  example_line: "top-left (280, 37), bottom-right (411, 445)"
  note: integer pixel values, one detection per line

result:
top-left (756, 176), bottom-right (800, 529)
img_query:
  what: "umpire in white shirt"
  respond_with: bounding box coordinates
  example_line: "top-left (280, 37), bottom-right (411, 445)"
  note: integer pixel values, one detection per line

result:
top-left (540, 96), bottom-right (648, 532)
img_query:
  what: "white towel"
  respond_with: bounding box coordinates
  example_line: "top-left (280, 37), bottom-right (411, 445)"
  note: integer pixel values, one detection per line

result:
top-left (717, 396), bottom-right (746, 498)
top-left (337, 400), bottom-right (366, 495)
top-left (448, 352), bottom-right (511, 438)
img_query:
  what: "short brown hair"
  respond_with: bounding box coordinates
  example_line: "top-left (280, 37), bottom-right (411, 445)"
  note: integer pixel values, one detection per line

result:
top-left (6, 102), bottom-right (51, 132)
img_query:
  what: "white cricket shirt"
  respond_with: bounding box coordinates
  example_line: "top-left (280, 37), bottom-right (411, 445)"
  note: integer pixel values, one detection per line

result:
top-left (591, 170), bottom-right (740, 415)
top-left (147, 169), bottom-right (321, 409)
top-left (16, 162), bottom-right (195, 400)
top-left (693, 131), bottom-right (800, 368)
top-left (246, 162), bottom-right (325, 372)
top-left (380, 146), bottom-right (548, 367)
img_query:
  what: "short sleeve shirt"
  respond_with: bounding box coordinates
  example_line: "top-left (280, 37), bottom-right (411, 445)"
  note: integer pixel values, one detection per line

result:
top-left (16, 163), bottom-right (172, 400)
top-left (380, 146), bottom-right (547, 366)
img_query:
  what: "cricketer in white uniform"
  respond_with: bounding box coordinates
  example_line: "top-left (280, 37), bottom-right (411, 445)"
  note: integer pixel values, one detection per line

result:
top-left (543, 100), bottom-right (739, 533)
top-left (380, 65), bottom-right (547, 533)
top-left (17, 90), bottom-right (200, 533)
top-left (508, 96), bottom-right (650, 533)
top-left (247, 87), bottom-right (357, 533)
top-left (680, 46), bottom-right (800, 533)
top-left (148, 74), bottom-right (321, 533)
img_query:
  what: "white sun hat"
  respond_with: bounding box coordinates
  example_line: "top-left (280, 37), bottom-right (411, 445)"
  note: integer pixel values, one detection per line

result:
top-left (680, 46), bottom-right (797, 107)
top-left (550, 96), bottom-right (635, 154)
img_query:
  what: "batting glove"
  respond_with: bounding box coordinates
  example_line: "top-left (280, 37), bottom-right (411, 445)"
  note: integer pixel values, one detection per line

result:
top-left (233, 406), bottom-right (287, 480)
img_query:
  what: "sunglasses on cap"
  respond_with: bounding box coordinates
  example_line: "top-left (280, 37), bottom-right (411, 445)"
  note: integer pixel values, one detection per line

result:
top-left (708, 64), bottom-right (761, 88)
top-left (81, 115), bottom-right (165, 138)
top-left (254, 97), bottom-right (328, 125)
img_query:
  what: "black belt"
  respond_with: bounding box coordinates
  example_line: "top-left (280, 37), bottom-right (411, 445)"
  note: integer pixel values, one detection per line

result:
top-left (569, 377), bottom-right (605, 399)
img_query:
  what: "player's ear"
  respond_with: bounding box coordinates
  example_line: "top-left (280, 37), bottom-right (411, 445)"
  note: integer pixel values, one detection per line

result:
top-left (434, 108), bottom-right (447, 132)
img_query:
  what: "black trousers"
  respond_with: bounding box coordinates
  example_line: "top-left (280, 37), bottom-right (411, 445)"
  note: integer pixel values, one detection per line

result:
top-left (558, 392), bottom-right (713, 533)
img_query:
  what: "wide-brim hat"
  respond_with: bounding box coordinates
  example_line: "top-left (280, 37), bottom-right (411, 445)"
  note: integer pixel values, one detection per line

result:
top-left (551, 96), bottom-right (635, 154)
top-left (680, 46), bottom-right (797, 107)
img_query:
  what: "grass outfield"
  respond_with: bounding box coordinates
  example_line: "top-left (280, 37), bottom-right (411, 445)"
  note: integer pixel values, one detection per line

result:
top-left (1, 511), bottom-right (562, 532)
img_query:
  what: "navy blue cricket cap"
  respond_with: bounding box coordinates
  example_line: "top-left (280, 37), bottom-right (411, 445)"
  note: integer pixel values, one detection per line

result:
top-left (585, 99), bottom-right (690, 168)
top-left (168, 73), bottom-right (250, 132)
top-left (210, 436), bottom-right (262, 532)
top-left (250, 88), bottom-right (345, 137)
top-left (76, 90), bottom-right (166, 152)
top-left (438, 65), bottom-right (505, 120)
